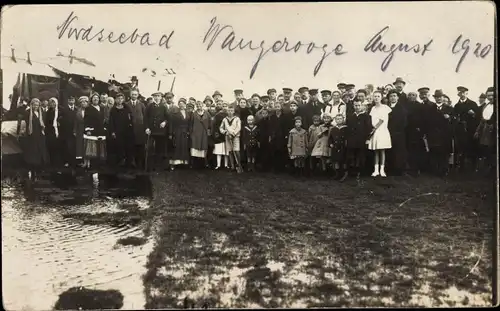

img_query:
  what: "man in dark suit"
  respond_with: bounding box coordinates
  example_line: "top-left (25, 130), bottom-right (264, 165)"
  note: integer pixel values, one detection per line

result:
top-left (453, 86), bottom-right (481, 172)
top-left (145, 91), bottom-right (170, 171)
top-left (344, 84), bottom-right (356, 117)
top-left (387, 89), bottom-right (408, 176)
top-left (299, 89), bottom-right (324, 129)
top-left (58, 95), bottom-right (78, 167)
top-left (405, 91), bottom-right (427, 175)
top-left (424, 89), bottom-right (455, 177)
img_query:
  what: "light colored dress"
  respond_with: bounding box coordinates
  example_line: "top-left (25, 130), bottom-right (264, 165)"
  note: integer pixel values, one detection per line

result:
top-left (367, 104), bottom-right (392, 150)
top-left (311, 124), bottom-right (331, 157)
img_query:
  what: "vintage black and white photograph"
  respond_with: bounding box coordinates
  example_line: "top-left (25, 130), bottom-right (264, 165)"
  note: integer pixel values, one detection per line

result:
top-left (1, 2), bottom-right (497, 309)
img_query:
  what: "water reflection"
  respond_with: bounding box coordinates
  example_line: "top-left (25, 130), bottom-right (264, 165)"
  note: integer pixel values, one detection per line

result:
top-left (2, 171), bottom-right (154, 311)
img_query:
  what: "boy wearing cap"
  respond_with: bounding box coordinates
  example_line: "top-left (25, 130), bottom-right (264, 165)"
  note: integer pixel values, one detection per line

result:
top-left (267, 89), bottom-right (277, 102)
top-left (144, 91), bottom-right (170, 171)
top-left (453, 86), bottom-right (480, 172)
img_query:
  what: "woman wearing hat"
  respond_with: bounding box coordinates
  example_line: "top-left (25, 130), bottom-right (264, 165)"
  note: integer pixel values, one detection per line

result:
top-left (17, 98), bottom-right (49, 176)
top-left (203, 95), bottom-right (214, 107)
top-left (82, 92), bottom-right (107, 169)
top-left (190, 101), bottom-right (212, 168)
top-left (169, 98), bottom-right (192, 170)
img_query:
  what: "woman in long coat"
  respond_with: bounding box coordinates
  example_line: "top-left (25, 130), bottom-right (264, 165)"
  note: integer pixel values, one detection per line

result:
top-left (74, 96), bottom-right (89, 166)
top-left (18, 98), bottom-right (49, 175)
top-left (83, 93), bottom-right (107, 169)
top-left (190, 101), bottom-right (211, 168)
top-left (108, 98), bottom-right (134, 167)
top-left (169, 99), bottom-right (192, 170)
top-left (212, 102), bottom-right (229, 169)
top-left (45, 97), bottom-right (61, 168)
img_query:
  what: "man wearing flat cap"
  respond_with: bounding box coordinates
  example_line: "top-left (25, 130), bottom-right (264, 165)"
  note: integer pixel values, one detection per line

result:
top-left (282, 88), bottom-right (293, 113)
top-left (337, 83), bottom-right (346, 95)
top-left (126, 88), bottom-right (147, 168)
top-left (299, 89), bottom-right (324, 130)
top-left (453, 86), bottom-right (480, 171)
top-left (424, 89), bottom-right (455, 177)
top-left (144, 91), bottom-right (170, 171)
top-left (321, 90), bottom-right (332, 106)
top-left (267, 88), bottom-right (277, 103)
top-left (231, 89), bottom-right (244, 109)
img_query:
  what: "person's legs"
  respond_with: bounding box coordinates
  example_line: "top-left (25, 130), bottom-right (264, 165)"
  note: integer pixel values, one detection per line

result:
top-left (380, 149), bottom-right (387, 177)
top-left (372, 150), bottom-right (380, 176)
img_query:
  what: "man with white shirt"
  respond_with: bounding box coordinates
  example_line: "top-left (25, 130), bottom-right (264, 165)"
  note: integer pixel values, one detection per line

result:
top-left (453, 86), bottom-right (481, 172)
top-left (126, 89), bottom-right (147, 169)
top-left (474, 87), bottom-right (495, 174)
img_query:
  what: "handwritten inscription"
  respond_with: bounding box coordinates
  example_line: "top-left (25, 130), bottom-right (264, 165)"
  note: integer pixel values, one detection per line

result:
top-left (53, 13), bottom-right (492, 77)
top-left (364, 26), bottom-right (433, 72)
top-left (451, 34), bottom-right (492, 73)
top-left (202, 17), bottom-right (346, 79)
top-left (57, 12), bottom-right (175, 49)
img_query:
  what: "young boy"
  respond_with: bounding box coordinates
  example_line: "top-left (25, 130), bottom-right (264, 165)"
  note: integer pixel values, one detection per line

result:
top-left (288, 116), bottom-right (308, 176)
top-left (220, 106), bottom-right (242, 173)
top-left (346, 100), bottom-right (372, 179)
top-left (329, 114), bottom-right (348, 181)
top-left (242, 115), bottom-right (259, 172)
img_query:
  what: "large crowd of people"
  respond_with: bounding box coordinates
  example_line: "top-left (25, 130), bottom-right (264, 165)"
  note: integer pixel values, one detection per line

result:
top-left (12, 77), bottom-right (496, 181)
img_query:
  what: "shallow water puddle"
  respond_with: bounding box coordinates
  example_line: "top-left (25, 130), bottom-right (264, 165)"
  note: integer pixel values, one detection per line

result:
top-left (148, 231), bottom-right (491, 308)
top-left (2, 172), bottom-right (154, 310)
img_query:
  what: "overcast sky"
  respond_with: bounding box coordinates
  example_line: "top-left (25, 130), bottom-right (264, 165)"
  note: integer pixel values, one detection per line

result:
top-left (1, 2), bottom-right (495, 106)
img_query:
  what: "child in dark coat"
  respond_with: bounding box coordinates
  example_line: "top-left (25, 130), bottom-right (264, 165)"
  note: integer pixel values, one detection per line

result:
top-left (346, 100), bottom-right (373, 179)
top-left (329, 114), bottom-right (348, 181)
top-left (242, 115), bottom-right (260, 172)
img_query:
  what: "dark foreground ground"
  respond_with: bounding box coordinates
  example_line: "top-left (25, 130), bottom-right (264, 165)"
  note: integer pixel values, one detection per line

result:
top-left (142, 170), bottom-right (496, 308)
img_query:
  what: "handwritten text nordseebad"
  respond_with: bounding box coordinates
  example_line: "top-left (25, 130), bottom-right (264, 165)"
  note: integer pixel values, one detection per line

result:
top-left (56, 12), bottom-right (492, 79)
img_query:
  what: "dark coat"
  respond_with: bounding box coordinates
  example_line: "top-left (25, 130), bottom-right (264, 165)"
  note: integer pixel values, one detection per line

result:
top-left (328, 125), bottom-right (348, 162)
top-left (169, 109), bottom-right (192, 161)
top-left (59, 105), bottom-right (78, 138)
top-left (212, 111), bottom-right (228, 144)
top-left (453, 98), bottom-right (481, 153)
top-left (405, 101), bottom-right (426, 146)
top-left (74, 108), bottom-right (85, 159)
top-left (145, 103), bottom-right (169, 136)
top-left (108, 105), bottom-right (134, 154)
top-left (269, 111), bottom-right (288, 151)
top-left (388, 103), bottom-right (409, 170)
top-left (346, 112), bottom-right (372, 149)
top-left (424, 103), bottom-right (455, 151)
top-left (236, 106), bottom-right (252, 126)
top-left (84, 105), bottom-right (107, 137)
top-left (242, 124), bottom-right (260, 152)
top-left (19, 109), bottom-right (49, 167)
top-left (126, 100), bottom-right (147, 145)
top-left (299, 100), bottom-right (324, 129)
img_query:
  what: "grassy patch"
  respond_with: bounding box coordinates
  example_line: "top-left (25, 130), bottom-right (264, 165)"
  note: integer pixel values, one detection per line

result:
top-left (142, 171), bottom-right (494, 308)
top-left (116, 236), bottom-right (148, 246)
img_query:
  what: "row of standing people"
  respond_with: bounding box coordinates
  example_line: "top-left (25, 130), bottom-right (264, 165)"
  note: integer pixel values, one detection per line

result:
top-left (15, 84), bottom-right (495, 178)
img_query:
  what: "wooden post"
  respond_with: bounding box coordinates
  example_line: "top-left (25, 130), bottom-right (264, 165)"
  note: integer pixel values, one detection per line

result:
top-left (169, 76), bottom-right (176, 92)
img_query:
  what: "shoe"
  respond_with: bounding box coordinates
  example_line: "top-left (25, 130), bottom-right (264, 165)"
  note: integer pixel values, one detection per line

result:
top-left (215, 166), bottom-right (220, 170)
top-left (380, 170), bottom-right (387, 177)
top-left (371, 171), bottom-right (380, 177)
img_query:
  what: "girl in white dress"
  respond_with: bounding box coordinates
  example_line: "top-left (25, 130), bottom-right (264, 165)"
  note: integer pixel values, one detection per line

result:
top-left (367, 91), bottom-right (392, 177)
